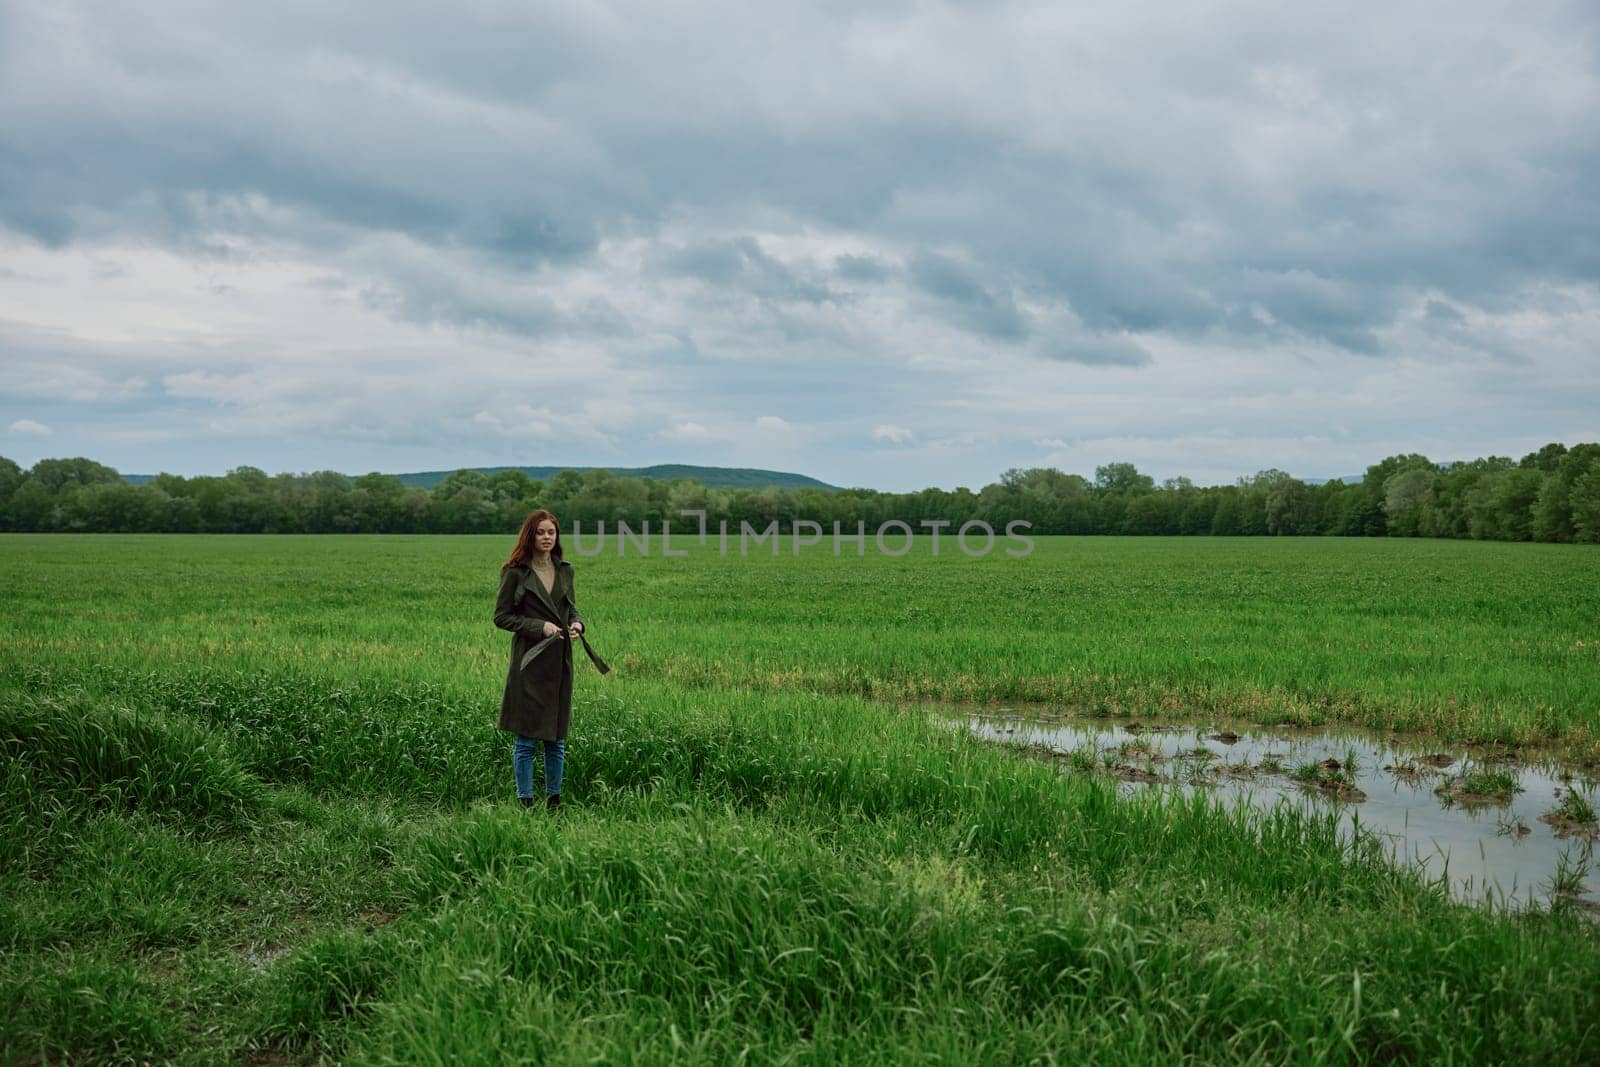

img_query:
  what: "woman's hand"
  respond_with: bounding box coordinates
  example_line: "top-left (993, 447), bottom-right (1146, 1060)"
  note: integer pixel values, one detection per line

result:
top-left (567, 622), bottom-right (584, 638)
top-left (541, 621), bottom-right (561, 637)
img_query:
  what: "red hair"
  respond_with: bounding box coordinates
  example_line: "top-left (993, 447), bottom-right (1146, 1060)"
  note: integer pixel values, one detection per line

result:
top-left (503, 509), bottom-right (563, 571)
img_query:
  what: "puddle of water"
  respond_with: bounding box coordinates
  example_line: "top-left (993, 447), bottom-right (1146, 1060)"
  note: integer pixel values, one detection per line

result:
top-left (963, 713), bottom-right (1599, 911)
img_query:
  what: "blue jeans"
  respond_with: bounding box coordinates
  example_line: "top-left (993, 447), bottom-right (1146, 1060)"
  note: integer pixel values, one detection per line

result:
top-left (513, 735), bottom-right (565, 799)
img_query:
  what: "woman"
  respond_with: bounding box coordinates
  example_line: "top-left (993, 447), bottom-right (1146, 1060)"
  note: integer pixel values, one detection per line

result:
top-left (494, 509), bottom-right (608, 809)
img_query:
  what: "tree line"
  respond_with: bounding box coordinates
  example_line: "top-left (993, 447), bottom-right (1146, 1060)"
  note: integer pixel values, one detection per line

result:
top-left (2, 443), bottom-right (1597, 542)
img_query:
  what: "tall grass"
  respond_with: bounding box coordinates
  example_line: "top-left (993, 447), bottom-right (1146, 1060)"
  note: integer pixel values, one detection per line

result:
top-left (2, 535), bottom-right (1598, 1062)
top-left (1, 693), bottom-right (262, 825)
top-left (4, 533), bottom-right (1596, 754)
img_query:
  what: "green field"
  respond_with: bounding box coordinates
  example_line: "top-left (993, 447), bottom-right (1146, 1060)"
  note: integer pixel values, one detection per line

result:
top-left (3, 534), bottom-right (1599, 1063)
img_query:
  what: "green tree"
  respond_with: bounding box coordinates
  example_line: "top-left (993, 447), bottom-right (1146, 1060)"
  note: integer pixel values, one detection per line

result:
top-left (0, 456), bottom-right (23, 529)
top-left (1532, 478), bottom-right (1573, 542)
top-left (0, 455), bottom-right (22, 500)
top-left (1573, 468), bottom-right (1600, 543)
top-left (1210, 491), bottom-right (1243, 535)
top-left (62, 481), bottom-right (154, 531)
top-left (353, 472), bottom-right (408, 531)
top-left (10, 446), bottom-right (1600, 540)
top-left (299, 471), bottom-right (355, 532)
top-left (399, 489), bottom-right (431, 532)
top-left (226, 465), bottom-right (272, 493)
top-left (1122, 492), bottom-right (1176, 534)
top-left (1094, 462), bottom-right (1155, 495)
top-left (543, 469), bottom-right (585, 515)
top-left (1266, 480), bottom-right (1315, 535)
top-left (164, 492), bottom-right (201, 533)
top-left (1234, 471), bottom-right (1294, 537)
top-left (28, 456), bottom-right (122, 493)
top-left (1464, 467), bottom-right (1543, 541)
top-left (485, 469), bottom-right (533, 502)
top-left (433, 469), bottom-right (491, 498)
top-left (1177, 491), bottom-right (1217, 535)
top-left (1382, 468), bottom-right (1434, 536)
top-left (1531, 444), bottom-right (1600, 542)
top-left (1520, 443), bottom-right (1568, 471)
top-left (8, 479), bottom-right (54, 529)
top-left (1359, 454), bottom-right (1434, 536)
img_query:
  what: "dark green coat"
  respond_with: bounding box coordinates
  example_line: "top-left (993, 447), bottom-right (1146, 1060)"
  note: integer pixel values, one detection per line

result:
top-left (494, 559), bottom-right (608, 740)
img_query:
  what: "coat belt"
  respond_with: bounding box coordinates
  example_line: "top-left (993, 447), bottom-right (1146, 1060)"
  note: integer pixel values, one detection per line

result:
top-left (520, 630), bottom-right (610, 675)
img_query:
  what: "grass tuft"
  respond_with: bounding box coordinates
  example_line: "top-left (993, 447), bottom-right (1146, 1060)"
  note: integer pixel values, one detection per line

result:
top-left (0, 692), bottom-right (262, 825)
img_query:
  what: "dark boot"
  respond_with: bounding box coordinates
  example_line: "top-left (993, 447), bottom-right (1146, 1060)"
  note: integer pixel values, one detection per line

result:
top-left (519, 796), bottom-right (535, 809)
top-left (546, 794), bottom-right (561, 811)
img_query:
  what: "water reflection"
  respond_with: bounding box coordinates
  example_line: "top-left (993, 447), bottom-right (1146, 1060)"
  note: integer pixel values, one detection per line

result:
top-left (964, 713), bottom-right (1599, 911)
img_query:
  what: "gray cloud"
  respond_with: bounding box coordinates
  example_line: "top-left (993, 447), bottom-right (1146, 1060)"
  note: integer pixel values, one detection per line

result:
top-left (1038, 336), bottom-right (1152, 368)
top-left (655, 237), bottom-right (838, 305)
top-left (6, 2), bottom-right (1597, 348)
top-left (908, 251), bottom-right (1027, 341)
top-left (0, 1), bottom-right (1596, 487)
top-left (832, 254), bottom-right (892, 284)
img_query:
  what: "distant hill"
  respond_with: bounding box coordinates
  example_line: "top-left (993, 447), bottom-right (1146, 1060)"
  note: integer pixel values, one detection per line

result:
top-left (125, 464), bottom-right (842, 491)
top-left (1302, 475), bottom-right (1364, 486)
top-left (394, 464), bottom-right (841, 491)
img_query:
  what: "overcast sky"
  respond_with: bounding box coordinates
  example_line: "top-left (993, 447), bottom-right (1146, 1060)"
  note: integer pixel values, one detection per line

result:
top-left (2, 1), bottom-right (1597, 491)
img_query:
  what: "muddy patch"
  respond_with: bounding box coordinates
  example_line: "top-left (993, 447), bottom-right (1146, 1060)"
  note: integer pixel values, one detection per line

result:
top-left (960, 712), bottom-right (1600, 911)
top-left (1539, 787), bottom-right (1600, 841)
top-left (237, 943), bottom-right (293, 973)
top-left (1293, 759), bottom-right (1367, 802)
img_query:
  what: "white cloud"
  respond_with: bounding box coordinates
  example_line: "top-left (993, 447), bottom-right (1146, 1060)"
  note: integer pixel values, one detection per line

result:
top-left (872, 424), bottom-right (915, 445)
top-left (660, 421), bottom-right (714, 442)
top-left (8, 418), bottom-right (52, 435)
